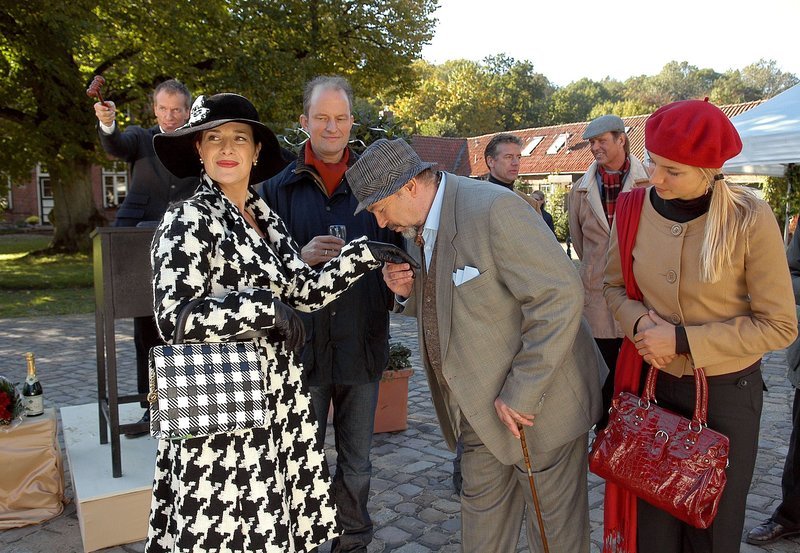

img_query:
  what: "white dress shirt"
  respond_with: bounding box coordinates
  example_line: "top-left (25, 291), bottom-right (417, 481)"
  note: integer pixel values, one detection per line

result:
top-left (420, 172), bottom-right (446, 268)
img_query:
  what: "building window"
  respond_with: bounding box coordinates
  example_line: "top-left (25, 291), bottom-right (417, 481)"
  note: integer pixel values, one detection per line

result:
top-left (3, 177), bottom-right (11, 210)
top-left (546, 133), bottom-right (569, 155)
top-left (36, 164), bottom-right (54, 224)
top-left (39, 177), bottom-right (52, 198)
top-left (103, 162), bottom-right (128, 207)
top-left (521, 136), bottom-right (544, 156)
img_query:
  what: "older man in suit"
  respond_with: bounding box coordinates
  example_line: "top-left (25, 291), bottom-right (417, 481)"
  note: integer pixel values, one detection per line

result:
top-left (345, 138), bottom-right (606, 552)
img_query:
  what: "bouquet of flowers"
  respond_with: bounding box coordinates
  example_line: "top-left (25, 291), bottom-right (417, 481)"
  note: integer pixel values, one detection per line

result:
top-left (0, 375), bottom-right (25, 430)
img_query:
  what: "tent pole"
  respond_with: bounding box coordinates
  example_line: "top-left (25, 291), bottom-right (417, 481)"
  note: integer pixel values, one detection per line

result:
top-left (785, 178), bottom-right (792, 246)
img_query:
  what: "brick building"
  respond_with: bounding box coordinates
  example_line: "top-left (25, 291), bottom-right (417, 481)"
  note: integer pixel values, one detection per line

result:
top-left (3, 161), bottom-right (127, 226)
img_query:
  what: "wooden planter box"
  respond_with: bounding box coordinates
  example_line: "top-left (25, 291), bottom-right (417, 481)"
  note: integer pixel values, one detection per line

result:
top-left (373, 368), bottom-right (414, 433)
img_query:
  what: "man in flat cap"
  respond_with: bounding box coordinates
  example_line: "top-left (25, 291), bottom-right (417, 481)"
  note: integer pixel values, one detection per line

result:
top-left (346, 138), bottom-right (605, 552)
top-left (568, 114), bottom-right (648, 428)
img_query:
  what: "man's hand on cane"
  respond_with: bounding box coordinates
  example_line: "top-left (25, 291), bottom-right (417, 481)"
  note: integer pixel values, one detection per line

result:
top-left (494, 397), bottom-right (534, 439)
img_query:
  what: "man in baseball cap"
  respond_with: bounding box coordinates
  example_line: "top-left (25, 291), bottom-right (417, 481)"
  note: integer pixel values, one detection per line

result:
top-left (347, 138), bottom-right (604, 552)
top-left (568, 115), bottom-right (649, 429)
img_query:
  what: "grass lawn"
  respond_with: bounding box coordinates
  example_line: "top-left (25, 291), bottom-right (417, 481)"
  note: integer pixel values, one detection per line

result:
top-left (0, 233), bottom-right (94, 318)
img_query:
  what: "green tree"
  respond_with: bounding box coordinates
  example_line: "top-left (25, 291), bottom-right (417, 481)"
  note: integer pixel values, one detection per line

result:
top-left (437, 59), bottom-right (502, 135)
top-left (0, 0), bottom-right (437, 252)
top-left (739, 59), bottom-right (799, 99)
top-left (392, 55), bottom-right (554, 136)
top-left (204, 0), bottom-right (439, 126)
top-left (708, 71), bottom-right (763, 104)
top-left (485, 54), bottom-right (554, 129)
top-left (763, 164), bottom-right (800, 233)
top-left (548, 78), bottom-right (619, 124)
top-left (588, 99), bottom-right (654, 119)
top-left (391, 59), bottom-right (498, 136)
top-left (650, 61), bottom-right (720, 104)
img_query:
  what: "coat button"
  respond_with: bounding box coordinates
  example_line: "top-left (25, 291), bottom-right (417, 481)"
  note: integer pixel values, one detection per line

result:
top-left (325, 206), bottom-right (331, 212)
top-left (670, 313), bottom-right (681, 324)
top-left (671, 224), bottom-right (683, 236)
top-left (666, 270), bottom-right (677, 283)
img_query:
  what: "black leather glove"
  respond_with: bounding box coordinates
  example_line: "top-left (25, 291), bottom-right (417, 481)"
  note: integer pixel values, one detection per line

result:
top-left (272, 300), bottom-right (306, 353)
top-left (365, 241), bottom-right (420, 269)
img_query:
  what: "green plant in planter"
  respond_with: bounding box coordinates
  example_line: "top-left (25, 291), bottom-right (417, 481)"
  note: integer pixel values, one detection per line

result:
top-left (381, 343), bottom-right (413, 384)
top-left (386, 342), bottom-right (412, 372)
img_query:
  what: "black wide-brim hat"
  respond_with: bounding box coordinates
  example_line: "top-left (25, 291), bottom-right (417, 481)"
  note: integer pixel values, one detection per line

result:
top-left (154, 93), bottom-right (285, 184)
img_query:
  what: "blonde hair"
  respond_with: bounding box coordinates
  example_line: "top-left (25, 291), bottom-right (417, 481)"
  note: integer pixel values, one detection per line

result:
top-left (698, 168), bottom-right (759, 283)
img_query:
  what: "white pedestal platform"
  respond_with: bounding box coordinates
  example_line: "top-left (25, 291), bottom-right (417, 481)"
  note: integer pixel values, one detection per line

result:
top-left (61, 403), bottom-right (156, 552)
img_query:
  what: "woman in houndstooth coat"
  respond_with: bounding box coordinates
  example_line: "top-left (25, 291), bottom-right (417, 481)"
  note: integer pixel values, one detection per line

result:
top-left (146, 93), bottom-right (411, 553)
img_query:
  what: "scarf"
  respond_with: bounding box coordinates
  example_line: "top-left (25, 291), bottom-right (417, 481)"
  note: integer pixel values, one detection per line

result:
top-left (597, 157), bottom-right (631, 227)
top-left (304, 141), bottom-right (349, 197)
top-left (602, 185), bottom-right (646, 553)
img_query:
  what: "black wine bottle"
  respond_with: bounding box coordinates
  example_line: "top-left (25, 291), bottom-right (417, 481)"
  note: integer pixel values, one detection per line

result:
top-left (22, 352), bottom-right (44, 417)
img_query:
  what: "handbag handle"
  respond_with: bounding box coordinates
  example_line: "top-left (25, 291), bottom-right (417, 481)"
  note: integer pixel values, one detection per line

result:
top-left (172, 299), bottom-right (203, 344)
top-left (642, 365), bottom-right (709, 430)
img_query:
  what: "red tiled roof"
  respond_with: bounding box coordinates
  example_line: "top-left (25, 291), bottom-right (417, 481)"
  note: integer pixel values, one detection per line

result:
top-left (409, 135), bottom-right (470, 174)
top-left (410, 100), bottom-right (763, 178)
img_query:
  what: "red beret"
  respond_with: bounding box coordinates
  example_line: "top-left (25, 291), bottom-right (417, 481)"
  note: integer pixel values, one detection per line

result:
top-left (645, 99), bottom-right (742, 168)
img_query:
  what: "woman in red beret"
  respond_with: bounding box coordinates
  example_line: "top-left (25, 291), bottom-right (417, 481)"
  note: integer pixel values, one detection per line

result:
top-left (602, 99), bottom-right (798, 552)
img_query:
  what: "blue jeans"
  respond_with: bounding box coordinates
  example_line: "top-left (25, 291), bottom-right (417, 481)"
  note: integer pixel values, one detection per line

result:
top-left (310, 382), bottom-right (379, 553)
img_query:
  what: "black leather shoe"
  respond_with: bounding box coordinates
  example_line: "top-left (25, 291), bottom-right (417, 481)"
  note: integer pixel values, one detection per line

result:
top-left (124, 410), bottom-right (150, 439)
top-left (746, 518), bottom-right (800, 544)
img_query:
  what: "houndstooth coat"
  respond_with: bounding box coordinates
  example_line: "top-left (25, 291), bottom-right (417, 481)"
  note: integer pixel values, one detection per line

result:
top-left (146, 175), bottom-right (380, 553)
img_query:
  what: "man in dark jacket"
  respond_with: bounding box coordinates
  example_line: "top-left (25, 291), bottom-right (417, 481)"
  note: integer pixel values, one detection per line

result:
top-left (747, 229), bottom-right (800, 544)
top-left (94, 79), bottom-right (198, 435)
top-left (259, 76), bottom-right (402, 553)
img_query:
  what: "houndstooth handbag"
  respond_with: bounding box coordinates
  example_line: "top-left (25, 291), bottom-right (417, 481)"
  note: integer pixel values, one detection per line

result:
top-left (148, 299), bottom-right (266, 440)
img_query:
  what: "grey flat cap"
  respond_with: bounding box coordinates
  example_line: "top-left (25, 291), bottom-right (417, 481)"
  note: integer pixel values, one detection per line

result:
top-left (346, 138), bottom-right (435, 214)
top-left (582, 114), bottom-right (625, 140)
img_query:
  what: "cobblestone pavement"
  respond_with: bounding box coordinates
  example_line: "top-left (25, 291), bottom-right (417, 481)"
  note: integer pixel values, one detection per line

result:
top-left (1, 312), bottom-right (799, 552)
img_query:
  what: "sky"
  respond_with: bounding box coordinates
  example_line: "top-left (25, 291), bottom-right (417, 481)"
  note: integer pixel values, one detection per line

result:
top-left (421, 0), bottom-right (800, 87)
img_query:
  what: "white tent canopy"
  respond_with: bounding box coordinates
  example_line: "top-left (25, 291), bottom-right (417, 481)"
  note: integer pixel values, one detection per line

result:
top-left (723, 83), bottom-right (800, 177)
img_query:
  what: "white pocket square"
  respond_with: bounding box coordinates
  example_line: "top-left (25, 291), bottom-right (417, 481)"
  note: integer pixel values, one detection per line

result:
top-left (453, 265), bottom-right (480, 286)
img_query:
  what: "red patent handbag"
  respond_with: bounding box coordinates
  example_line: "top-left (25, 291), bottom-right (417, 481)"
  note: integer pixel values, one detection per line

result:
top-left (589, 365), bottom-right (729, 529)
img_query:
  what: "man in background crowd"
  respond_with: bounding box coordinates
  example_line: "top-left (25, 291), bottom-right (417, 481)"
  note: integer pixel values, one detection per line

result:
top-left (259, 75), bottom-right (403, 553)
top-left (93, 79), bottom-right (198, 436)
top-left (568, 114), bottom-right (648, 428)
top-left (531, 190), bottom-right (556, 235)
top-left (484, 133), bottom-right (540, 211)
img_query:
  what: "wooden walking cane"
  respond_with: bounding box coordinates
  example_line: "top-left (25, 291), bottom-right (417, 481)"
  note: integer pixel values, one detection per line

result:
top-left (519, 426), bottom-right (550, 553)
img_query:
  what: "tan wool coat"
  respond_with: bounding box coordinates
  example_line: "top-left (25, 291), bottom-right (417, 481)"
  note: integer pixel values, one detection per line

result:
top-left (568, 155), bottom-right (649, 339)
top-left (604, 188), bottom-right (797, 377)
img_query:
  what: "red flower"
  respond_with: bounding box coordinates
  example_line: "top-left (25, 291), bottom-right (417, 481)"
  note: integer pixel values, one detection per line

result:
top-left (0, 391), bottom-right (14, 422)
